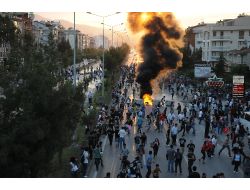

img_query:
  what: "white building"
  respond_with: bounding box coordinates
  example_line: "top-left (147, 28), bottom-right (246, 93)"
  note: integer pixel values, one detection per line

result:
top-left (192, 15), bottom-right (250, 64)
top-left (93, 35), bottom-right (110, 49)
top-left (33, 20), bottom-right (65, 46)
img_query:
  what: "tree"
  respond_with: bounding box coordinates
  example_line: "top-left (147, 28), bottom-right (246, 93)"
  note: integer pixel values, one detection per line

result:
top-left (214, 54), bottom-right (226, 77)
top-left (0, 18), bottom-right (84, 177)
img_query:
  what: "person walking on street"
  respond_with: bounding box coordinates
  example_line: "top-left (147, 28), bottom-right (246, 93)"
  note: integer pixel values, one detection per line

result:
top-left (145, 151), bottom-right (153, 178)
top-left (107, 126), bottom-right (114, 146)
top-left (152, 138), bottom-right (160, 158)
top-left (232, 150), bottom-right (242, 173)
top-left (218, 134), bottom-right (232, 157)
top-left (81, 148), bottom-right (89, 177)
top-left (166, 145), bottom-right (176, 173)
top-left (93, 144), bottom-right (102, 171)
top-left (118, 127), bottom-right (127, 150)
top-left (175, 148), bottom-right (183, 174)
top-left (140, 132), bottom-right (147, 147)
top-left (171, 123), bottom-right (178, 145)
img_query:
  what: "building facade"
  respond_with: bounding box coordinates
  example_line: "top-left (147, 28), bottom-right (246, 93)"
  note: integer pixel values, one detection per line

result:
top-left (191, 15), bottom-right (250, 65)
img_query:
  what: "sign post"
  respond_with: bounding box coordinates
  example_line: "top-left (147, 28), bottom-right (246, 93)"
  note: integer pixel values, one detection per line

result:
top-left (233, 76), bottom-right (244, 98)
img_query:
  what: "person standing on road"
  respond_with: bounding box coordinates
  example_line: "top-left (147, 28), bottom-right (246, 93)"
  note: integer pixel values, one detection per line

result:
top-left (174, 148), bottom-right (183, 174)
top-left (166, 145), bottom-right (176, 173)
top-left (218, 134), bottom-right (232, 157)
top-left (187, 149), bottom-right (196, 176)
top-left (179, 137), bottom-right (186, 155)
top-left (145, 151), bottom-right (153, 178)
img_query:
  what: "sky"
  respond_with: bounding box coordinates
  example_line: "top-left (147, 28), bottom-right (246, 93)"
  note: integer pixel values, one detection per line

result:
top-left (2, 0), bottom-right (250, 29)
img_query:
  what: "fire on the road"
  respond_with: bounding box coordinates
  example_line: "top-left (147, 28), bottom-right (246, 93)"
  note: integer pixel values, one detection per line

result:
top-left (143, 93), bottom-right (153, 106)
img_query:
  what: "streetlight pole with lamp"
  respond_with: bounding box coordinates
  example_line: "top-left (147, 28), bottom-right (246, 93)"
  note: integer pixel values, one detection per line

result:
top-left (86, 12), bottom-right (121, 96)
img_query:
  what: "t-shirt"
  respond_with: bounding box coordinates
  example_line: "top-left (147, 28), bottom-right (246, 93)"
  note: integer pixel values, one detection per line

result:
top-left (179, 138), bottom-right (186, 147)
top-left (146, 155), bottom-right (153, 166)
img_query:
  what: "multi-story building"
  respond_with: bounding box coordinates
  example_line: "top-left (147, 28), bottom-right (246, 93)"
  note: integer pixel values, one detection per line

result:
top-left (93, 35), bottom-right (110, 49)
top-left (32, 20), bottom-right (65, 46)
top-left (191, 14), bottom-right (250, 66)
top-left (0, 12), bottom-right (34, 63)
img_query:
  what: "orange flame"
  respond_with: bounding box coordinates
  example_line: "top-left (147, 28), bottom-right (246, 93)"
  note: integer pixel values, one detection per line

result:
top-left (143, 94), bottom-right (153, 106)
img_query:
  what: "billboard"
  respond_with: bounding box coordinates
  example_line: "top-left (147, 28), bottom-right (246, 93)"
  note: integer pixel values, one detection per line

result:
top-left (194, 64), bottom-right (211, 78)
top-left (233, 76), bottom-right (244, 98)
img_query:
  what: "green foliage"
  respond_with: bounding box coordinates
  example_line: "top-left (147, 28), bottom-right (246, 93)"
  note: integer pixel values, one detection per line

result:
top-left (83, 48), bottom-right (102, 59)
top-left (104, 43), bottom-right (130, 72)
top-left (214, 54), bottom-right (226, 77)
top-left (0, 17), bottom-right (84, 177)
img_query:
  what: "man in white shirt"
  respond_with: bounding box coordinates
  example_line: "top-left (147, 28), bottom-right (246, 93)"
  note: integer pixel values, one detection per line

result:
top-left (178, 112), bottom-right (184, 124)
top-left (81, 148), bottom-right (89, 177)
top-left (198, 110), bottom-right (203, 124)
top-left (118, 127), bottom-right (127, 150)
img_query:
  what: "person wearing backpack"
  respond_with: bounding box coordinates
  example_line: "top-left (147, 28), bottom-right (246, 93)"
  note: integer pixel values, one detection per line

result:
top-left (174, 148), bottom-right (183, 174)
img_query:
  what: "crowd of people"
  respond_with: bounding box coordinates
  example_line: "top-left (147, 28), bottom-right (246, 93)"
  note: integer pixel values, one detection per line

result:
top-left (70, 61), bottom-right (250, 178)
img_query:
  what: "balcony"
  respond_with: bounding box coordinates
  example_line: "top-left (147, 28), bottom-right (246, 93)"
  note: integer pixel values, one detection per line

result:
top-left (210, 36), bottom-right (231, 41)
top-left (211, 46), bottom-right (230, 51)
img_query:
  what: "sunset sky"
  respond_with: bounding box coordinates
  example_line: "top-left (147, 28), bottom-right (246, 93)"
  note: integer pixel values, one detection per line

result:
top-left (2, 0), bottom-right (250, 29)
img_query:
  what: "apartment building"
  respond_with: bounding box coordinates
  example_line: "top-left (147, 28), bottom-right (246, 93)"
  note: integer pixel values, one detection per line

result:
top-left (191, 15), bottom-right (250, 66)
top-left (0, 12), bottom-right (34, 63)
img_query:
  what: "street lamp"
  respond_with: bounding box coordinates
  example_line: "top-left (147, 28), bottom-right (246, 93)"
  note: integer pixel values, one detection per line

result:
top-left (86, 12), bottom-right (121, 96)
top-left (101, 22), bottom-right (123, 47)
top-left (73, 12), bottom-right (77, 89)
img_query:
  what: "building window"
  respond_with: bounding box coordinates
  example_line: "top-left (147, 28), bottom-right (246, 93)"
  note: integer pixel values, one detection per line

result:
top-left (212, 41), bottom-right (216, 46)
top-left (213, 31), bottom-right (216, 37)
top-left (212, 52), bottom-right (216, 56)
top-left (239, 30), bottom-right (244, 39)
top-left (220, 31), bottom-right (224, 36)
top-left (249, 31), bottom-right (250, 36)
top-left (220, 41), bottom-right (223, 46)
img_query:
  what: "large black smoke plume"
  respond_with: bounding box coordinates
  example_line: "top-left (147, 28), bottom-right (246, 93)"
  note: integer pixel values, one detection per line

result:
top-left (127, 12), bottom-right (184, 97)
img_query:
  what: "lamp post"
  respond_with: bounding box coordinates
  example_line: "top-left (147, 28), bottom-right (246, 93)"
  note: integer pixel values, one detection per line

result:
top-left (73, 12), bottom-right (77, 89)
top-left (86, 12), bottom-right (121, 96)
top-left (102, 22), bottom-right (123, 47)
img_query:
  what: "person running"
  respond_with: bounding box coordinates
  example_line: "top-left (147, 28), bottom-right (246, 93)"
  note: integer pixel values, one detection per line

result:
top-left (218, 134), bottom-right (232, 157)
top-left (199, 141), bottom-right (208, 164)
top-left (145, 151), bottom-right (153, 178)
top-left (152, 164), bottom-right (161, 178)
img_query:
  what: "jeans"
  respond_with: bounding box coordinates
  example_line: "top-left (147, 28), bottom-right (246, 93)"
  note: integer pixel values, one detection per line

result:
top-left (175, 160), bottom-right (182, 173)
top-left (168, 160), bottom-right (175, 173)
top-left (119, 137), bottom-right (125, 150)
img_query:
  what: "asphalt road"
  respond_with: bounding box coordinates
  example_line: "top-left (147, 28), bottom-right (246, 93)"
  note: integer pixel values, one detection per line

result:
top-left (87, 85), bottom-right (248, 178)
